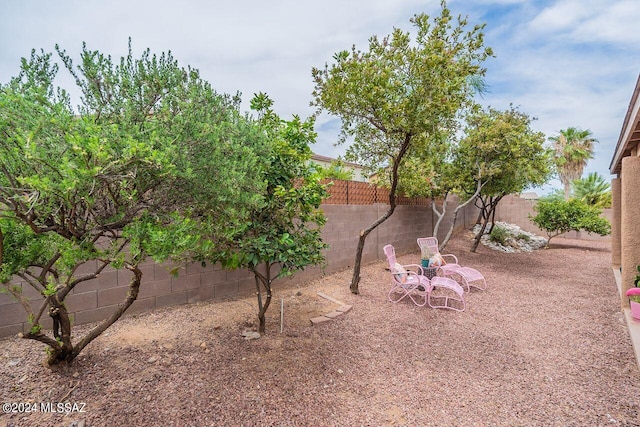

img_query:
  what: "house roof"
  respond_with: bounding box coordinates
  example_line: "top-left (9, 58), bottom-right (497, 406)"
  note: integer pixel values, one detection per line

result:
top-left (310, 153), bottom-right (364, 169)
top-left (610, 73), bottom-right (640, 175)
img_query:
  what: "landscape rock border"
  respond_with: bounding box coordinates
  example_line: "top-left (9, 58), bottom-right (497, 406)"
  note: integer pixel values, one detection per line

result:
top-left (472, 221), bottom-right (547, 253)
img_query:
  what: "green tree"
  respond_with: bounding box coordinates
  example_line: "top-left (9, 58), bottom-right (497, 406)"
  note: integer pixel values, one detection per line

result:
top-left (212, 94), bottom-right (328, 334)
top-left (530, 197), bottom-right (611, 247)
top-left (454, 106), bottom-right (552, 252)
top-left (397, 128), bottom-right (488, 251)
top-left (309, 159), bottom-right (355, 181)
top-left (571, 172), bottom-right (611, 208)
top-left (312, 2), bottom-right (492, 293)
top-left (549, 127), bottom-right (598, 200)
top-left (0, 43), bottom-right (264, 365)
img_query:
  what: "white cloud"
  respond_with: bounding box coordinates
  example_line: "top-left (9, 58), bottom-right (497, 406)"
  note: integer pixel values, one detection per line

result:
top-left (2, 0), bottom-right (639, 189)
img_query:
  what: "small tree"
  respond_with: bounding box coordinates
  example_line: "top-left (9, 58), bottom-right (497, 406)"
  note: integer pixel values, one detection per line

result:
top-left (213, 94), bottom-right (329, 333)
top-left (454, 106), bottom-right (552, 252)
top-left (0, 43), bottom-right (263, 365)
top-left (530, 197), bottom-right (611, 247)
top-left (312, 2), bottom-right (492, 293)
top-left (397, 134), bottom-right (486, 251)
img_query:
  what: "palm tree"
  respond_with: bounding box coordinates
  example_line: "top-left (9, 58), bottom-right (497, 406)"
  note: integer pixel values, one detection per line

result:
top-left (549, 127), bottom-right (598, 200)
top-left (572, 172), bottom-right (612, 208)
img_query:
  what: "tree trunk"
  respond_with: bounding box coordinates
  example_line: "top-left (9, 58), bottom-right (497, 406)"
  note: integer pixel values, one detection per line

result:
top-left (349, 134), bottom-right (412, 294)
top-left (563, 182), bottom-right (571, 200)
top-left (350, 208), bottom-right (395, 294)
top-left (471, 195), bottom-right (503, 253)
top-left (253, 263), bottom-right (272, 334)
top-left (431, 195), bottom-right (448, 240)
top-left (23, 264), bottom-right (143, 366)
top-left (439, 180), bottom-right (483, 251)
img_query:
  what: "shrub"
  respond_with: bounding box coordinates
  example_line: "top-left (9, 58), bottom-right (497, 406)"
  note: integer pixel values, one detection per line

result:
top-left (530, 197), bottom-right (611, 247)
top-left (489, 225), bottom-right (509, 245)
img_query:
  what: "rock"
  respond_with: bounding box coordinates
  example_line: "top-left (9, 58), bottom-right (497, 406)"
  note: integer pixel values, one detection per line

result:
top-left (472, 222), bottom-right (547, 253)
top-left (147, 356), bottom-right (158, 364)
top-left (200, 342), bottom-right (207, 349)
top-left (241, 331), bottom-right (261, 340)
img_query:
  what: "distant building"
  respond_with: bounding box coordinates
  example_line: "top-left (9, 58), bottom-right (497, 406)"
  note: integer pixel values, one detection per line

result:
top-left (309, 153), bottom-right (369, 182)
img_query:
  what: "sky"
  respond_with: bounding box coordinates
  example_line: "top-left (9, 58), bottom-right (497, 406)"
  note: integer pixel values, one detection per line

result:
top-left (1, 0), bottom-right (639, 195)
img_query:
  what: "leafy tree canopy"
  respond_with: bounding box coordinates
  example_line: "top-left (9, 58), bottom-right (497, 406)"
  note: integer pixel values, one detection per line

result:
top-left (0, 41), bottom-right (265, 364)
top-left (453, 105), bottom-right (552, 251)
top-left (207, 93), bottom-right (329, 333)
top-left (571, 172), bottom-right (611, 209)
top-left (530, 197), bottom-right (611, 247)
top-left (549, 127), bottom-right (597, 200)
top-left (311, 1), bottom-right (493, 292)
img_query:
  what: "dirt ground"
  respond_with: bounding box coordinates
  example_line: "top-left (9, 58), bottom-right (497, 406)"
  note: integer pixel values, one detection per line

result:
top-left (1, 233), bottom-right (639, 426)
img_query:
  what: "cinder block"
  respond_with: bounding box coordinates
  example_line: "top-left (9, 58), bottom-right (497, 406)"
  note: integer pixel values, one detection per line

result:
top-left (139, 279), bottom-right (172, 299)
top-left (154, 263), bottom-right (176, 281)
top-left (0, 303), bottom-right (29, 325)
top-left (75, 270), bottom-right (119, 293)
top-left (200, 269), bottom-right (228, 286)
top-left (65, 291), bottom-right (98, 312)
top-left (128, 297), bottom-right (156, 315)
top-left (186, 285), bottom-right (215, 304)
top-left (157, 291), bottom-right (188, 308)
top-left (237, 277), bottom-right (256, 296)
top-left (97, 285), bottom-right (131, 307)
top-left (73, 260), bottom-right (98, 276)
top-left (74, 305), bottom-right (119, 326)
top-left (214, 281), bottom-right (239, 298)
top-left (226, 268), bottom-right (253, 281)
top-left (171, 274), bottom-right (201, 292)
top-left (0, 323), bottom-right (24, 338)
top-left (139, 263), bottom-right (156, 284)
top-left (22, 317), bottom-right (53, 334)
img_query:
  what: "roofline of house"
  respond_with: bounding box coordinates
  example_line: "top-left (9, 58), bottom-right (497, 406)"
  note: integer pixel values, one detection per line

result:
top-left (610, 73), bottom-right (640, 175)
top-left (310, 153), bottom-right (364, 169)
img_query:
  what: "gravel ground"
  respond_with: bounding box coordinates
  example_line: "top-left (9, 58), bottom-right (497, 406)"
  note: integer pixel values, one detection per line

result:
top-left (1, 233), bottom-right (639, 427)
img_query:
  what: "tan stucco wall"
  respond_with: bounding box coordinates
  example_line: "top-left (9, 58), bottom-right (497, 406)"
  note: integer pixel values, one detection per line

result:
top-left (611, 177), bottom-right (622, 267)
top-left (621, 156), bottom-right (640, 309)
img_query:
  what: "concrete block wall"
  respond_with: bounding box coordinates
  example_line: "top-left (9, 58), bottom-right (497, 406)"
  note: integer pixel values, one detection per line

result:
top-left (0, 202), bottom-right (475, 338)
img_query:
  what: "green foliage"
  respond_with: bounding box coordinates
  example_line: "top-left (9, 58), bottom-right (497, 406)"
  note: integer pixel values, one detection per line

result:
top-left (549, 127), bottom-right (598, 199)
top-left (0, 41), bottom-right (266, 364)
top-left (207, 93), bottom-right (328, 333)
top-left (309, 159), bottom-right (354, 181)
top-left (635, 265), bottom-right (640, 287)
top-left (489, 225), bottom-right (509, 245)
top-left (455, 105), bottom-right (552, 200)
top-left (454, 105), bottom-right (552, 251)
top-left (530, 197), bottom-right (611, 247)
top-left (571, 172), bottom-right (611, 208)
top-left (312, 1), bottom-right (492, 290)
